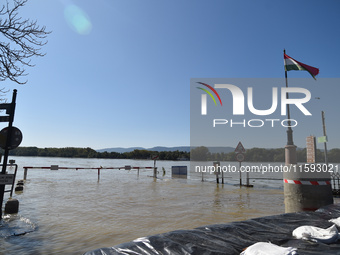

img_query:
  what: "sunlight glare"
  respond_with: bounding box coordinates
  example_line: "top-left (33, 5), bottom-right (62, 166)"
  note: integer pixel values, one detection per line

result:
top-left (64, 4), bottom-right (92, 35)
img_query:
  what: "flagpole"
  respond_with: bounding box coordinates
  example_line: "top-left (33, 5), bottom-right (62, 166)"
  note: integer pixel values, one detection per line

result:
top-left (284, 49), bottom-right (294, 146)
top-left (284, 49), bottom-right (297, 165)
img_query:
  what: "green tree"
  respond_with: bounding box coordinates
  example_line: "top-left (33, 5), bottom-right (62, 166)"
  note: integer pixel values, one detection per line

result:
top-left (190, 146), bottom-right (209, 161)
top-left (328, 149), bottom-right (340, 163)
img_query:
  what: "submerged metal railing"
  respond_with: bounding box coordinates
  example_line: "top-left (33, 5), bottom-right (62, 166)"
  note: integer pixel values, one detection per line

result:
top-left (23, 165), bottom-right (157, 180)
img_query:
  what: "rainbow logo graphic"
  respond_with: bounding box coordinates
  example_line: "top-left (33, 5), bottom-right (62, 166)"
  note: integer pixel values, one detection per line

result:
top-left (196, 82), bottom-right (222, 106)
top-left (196, 82), bottom-right (222, 115)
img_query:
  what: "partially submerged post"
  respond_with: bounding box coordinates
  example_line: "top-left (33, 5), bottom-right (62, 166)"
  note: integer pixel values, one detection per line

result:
top-left (235, 142), bottom-right (246, 186)
top-left (153, 164), bottom-right (157, 178)
top-left (0, 90), bottom-right (21, 219)
top-left (214, 161), bottom-right (220, 184)
top-left (152, 155), bottom-right (159, 178)
top-left (221, 164), bottom-right (224, 184)
top-left (24, 167), bottom-right (28, 180)
top-left (4, 198), bottom-right (19, 214)
top-left (239, 161), bottom-right (242, 186)
top-left (284, 135), bottom-right (333, 213)
top-left (284, 164), bottom-right (333, 212)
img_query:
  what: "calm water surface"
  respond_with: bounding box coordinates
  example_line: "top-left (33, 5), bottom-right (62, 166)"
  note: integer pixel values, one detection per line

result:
top-left (1, 157), bottom-right (288, 254)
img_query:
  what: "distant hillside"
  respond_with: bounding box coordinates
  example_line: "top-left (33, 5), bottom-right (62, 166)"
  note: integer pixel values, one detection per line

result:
top-left (97, 146), bottom-right (190, 153)
top-left (97, 147), bottom-right (145, 153)
top-left (96, 146), bottom-right (238, 154)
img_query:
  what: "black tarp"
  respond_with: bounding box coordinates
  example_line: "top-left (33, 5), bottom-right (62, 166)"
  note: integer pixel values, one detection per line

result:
top-left (84, 204), bottom-right (340, 255)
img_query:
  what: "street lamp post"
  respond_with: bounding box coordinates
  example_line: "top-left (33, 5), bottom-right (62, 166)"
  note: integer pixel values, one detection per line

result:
top-left (321, 111), bottom-right (328, 165)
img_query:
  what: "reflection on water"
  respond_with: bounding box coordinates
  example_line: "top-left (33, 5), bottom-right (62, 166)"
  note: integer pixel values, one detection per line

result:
top-left (0, 214), bottom-right (36, 238)
top-left (0, 157), bottom-right (286, 254)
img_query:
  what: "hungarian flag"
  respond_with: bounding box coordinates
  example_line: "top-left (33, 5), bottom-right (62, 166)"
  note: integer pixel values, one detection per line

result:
top-left (284, 53), bottom-right (319, 80)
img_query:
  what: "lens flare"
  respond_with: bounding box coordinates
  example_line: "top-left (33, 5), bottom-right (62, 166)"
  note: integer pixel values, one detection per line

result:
top-left (64, 4), bottom-right (92, 35)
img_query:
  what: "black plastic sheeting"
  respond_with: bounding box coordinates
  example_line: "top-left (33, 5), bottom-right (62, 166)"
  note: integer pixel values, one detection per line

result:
top-left (84, 204), bottom-right (340, 255)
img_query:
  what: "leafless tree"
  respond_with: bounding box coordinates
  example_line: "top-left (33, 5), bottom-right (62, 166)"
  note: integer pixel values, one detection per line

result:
top-left (0, 0), bottom-right (50, 85)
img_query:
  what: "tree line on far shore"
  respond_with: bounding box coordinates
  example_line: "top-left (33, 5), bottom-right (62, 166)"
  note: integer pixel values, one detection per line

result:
top-left (3, 147), bottom-right (190, 161)
top-left (190, 146), bottom-right (340, 163)
top-left (2, 146), bottom-right (340, 163)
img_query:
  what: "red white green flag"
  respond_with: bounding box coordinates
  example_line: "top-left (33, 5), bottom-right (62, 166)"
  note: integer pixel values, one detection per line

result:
top-left (284, 53), bottom-right (319, 80)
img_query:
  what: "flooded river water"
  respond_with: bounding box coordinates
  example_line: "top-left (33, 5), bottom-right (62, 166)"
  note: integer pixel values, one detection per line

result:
top-left (1, 157), bottom-right (288, 254)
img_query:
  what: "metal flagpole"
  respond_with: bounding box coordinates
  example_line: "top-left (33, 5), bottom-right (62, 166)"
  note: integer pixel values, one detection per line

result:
top-left (283, 49), bottom-right (297, 165)
top-left (284, 49), bottom-right (294, 146)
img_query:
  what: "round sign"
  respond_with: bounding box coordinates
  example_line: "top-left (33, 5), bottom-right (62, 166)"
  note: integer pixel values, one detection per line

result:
top-left (0, 126), bottom-right (23, 150)
top-left (236, 153), bottom-right (245, 162)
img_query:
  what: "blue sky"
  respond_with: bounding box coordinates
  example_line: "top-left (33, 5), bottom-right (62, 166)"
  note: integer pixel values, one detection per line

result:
top-left (2, 0), bottom-right (340, 150)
